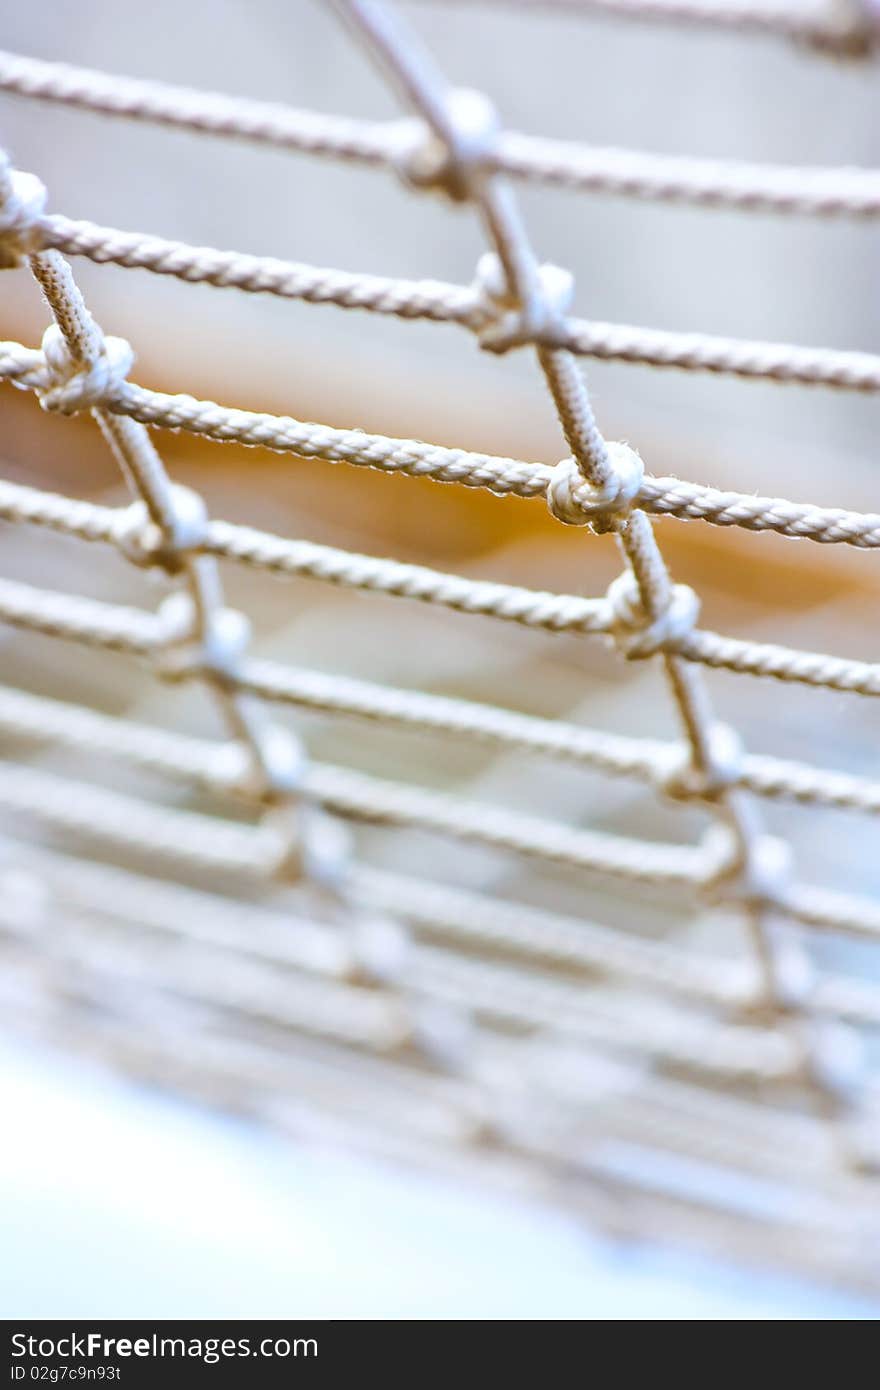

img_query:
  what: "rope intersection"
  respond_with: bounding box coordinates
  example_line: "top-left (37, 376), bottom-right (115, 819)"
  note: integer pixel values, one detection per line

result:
top-left (1, 0), bottom-right (880, 1272)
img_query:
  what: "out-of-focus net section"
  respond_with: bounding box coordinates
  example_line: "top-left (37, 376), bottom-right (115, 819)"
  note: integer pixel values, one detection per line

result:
top-left (2, 0), bottom-right (880, 1292)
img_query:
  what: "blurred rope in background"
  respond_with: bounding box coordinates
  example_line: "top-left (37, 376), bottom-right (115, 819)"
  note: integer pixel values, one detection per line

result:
top-left (1, 0), bottom-right (880, 1295)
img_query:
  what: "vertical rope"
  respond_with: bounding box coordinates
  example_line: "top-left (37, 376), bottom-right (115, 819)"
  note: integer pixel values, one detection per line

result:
top-left (334, 0), bottom-right (863, 1150)
top-left (27, 247), bottom-right (331, 885)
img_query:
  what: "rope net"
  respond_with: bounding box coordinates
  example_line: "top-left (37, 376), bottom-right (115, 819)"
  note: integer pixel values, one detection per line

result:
top-left (2, 0), bottom-right (880, 1288)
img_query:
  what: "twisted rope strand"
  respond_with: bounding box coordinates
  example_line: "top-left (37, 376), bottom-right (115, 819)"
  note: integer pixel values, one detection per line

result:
top-left (14, 805), bottom-right (880, 1037)
top-left (5, 569), bottom-right (878, 817)
top-left (0, 771), bottom-right (800, 1081)
top-left (0, 745), bottom-right (704, 889)
top-left (1, 618), bottom-right (878, 816)
top-left (20, 245), bottom-right (360, 912)
top-left (5, 411), bottom-right (880, 554)
top-left (34, 217), bottom-right (880, 391)
top-left (1, 727), bottom-right (878, 943)
top-left (404, 0), bottom-right (880, 56)
top-left (334, 0), bottom-right (862, 1154)
top-left (5, 529), bottom-right (880, 707)
top-left (2, 48), bottom-right (879, 209)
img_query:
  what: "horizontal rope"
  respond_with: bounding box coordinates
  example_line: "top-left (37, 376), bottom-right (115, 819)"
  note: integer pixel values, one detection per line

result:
top-left (414, 949), bottom-right (799, 1080)
top-left (0, 758), bottom-right (269, 877)
top-left (7, 349), bottom-right (880, 550)
top-left (495, 131), bottom-right (880, 216)
top-left (2, 48), bottom-right (879, 212)
top-left (32, 219), bottom-right (880, 392)
top-left (0, 50), bottom-right (397, 163)
top-left (0, 683), bottom-right (241, 796)
top-left (17, 826), bottom-right (880, 1045)
top-left (1, 636), bottom-right (878, 831)
top-left (783, 882), bottom-right (880, 939)
top-left (13, 743), bottom-right (876, 1035)
top-left (0, 478), bottom-right (607, 633)
top-left (552, 316), bottom-right (880, 391)
top-left (308, 760), bottom-right (705, 885)
top-left (3, 572), bottom-right (880, 796)
top-left (10, 550), bottom-right (869, 703)
top-left (0, 840), bottom-right (802, 1088)
top-left (84, 937), bottom-right (413, 1054)
top-left (680, 626), bottom-right (880, 694)
top-left (0, 744), bottom-right (742, 1005)
top-left (405, 0), bottom-right (879, 56)
top-left (204, 521), bottom-right (608, 630)
top-left (0, 656), bottom-right (705, 890)
top-left (39, 215), bottom-right (481, 323)
top-left (0, 660), bottom-right (873, 893)
top-left (1, 713), bottom-right (879, 940)
top-left (0, 746), bottom-right (703, 894)
top-left (0, 573), bottom-right (156, 653)
top-left (4, 441), bottom-right (880, 580)
top-left (359, 867), bottom-right (880, 1026)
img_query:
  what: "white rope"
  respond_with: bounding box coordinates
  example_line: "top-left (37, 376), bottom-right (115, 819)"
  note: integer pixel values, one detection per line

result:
top-left (332, 0), bottom-right (861, 1147)
top-left (310, 760), bottom-right (708, 885)
top-left (490, 131), bottom-right (880, 215)
top-left (0, 3), bottom-right (877, 1239)
top-left (0, 811), bottom-right (754, 1017)
top-left (0, 574), bottom-right (156, 653)
top-left (363, 867), bottom-right (880, 1027)
top-left (2, 650), bottom-right (879, 828)
top-left (404, 0), bottom-right (880, 56)
top-left (2, 733), bottom-right (879, 945)
top-left (12, 821), bottom-right (880, 1036)
top-left (0, 748), bottom-right (704, 890)
top-left (6, 441), bottom-right (880, 557)
top-left (415, 949), bottom-right (800, 1080)
top-left (680, 626), bottom-right (880, 694)
top-left (6, 343), bottom-right (880, 532)
top-left (3, 47), bottom-right (880, 212)
top-left (32, 219), bottom-right (880, 392)
top-left (3, 805), bottom-right (880, 1105)
top-left (0, 728), bottom-right (703, 889)
top-left (4, 564), bottom-right (880, 712)
top-left (23, 242), bottom-right (362, 891)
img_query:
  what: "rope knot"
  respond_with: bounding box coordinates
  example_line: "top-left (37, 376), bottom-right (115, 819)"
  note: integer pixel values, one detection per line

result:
top-left (390, 89), bottom-right (499, 202)
top-left (39, 323), bottom-right (133, 415)
top-left (547, 443), bottom-right (644, 530)
top-left (803, 1019), bottom-right (865, 1100)
top-left (472, 251), bottom-right (573, 354)
top-left (701, 825), bottom-right (794, 907)
top-left (0, 158), bottom-right (47, 269)
top-left (605, 570), bottom-right (699, 660)
top-left (155, 590), bottom-right (250, 682)
top-left (237, 722), bottom-right (308, 802)
top-left (264, 805), bottom-right (353, 890)
top-left (806, 0), bottom-right (880, 56)
top-left (115, 484), bottom-right (209, 571)
top-left (343, 916), bottom-right (411, 988)
top-left (659, 722), bottom-right (744, 801)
